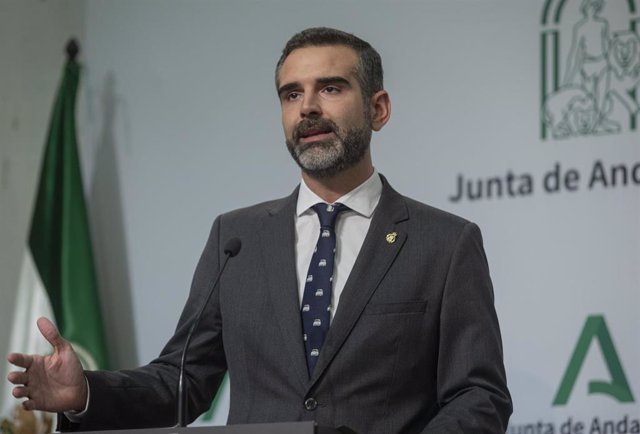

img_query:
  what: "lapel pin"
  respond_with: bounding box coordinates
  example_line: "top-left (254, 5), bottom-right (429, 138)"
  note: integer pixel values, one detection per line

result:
top-left (385, 232), bottom-right (397, 244)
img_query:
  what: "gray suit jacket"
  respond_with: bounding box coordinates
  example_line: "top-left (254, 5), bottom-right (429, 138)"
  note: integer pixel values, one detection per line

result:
top-left (63, 175), bottom-right (512, 433)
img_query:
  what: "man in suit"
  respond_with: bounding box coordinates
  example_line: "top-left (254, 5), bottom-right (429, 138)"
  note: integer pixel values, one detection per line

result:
top-left (7, 27), bottom-right (512, 433)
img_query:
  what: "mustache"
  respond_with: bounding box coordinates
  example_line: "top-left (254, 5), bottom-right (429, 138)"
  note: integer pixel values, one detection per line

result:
top-left (293, 118), bottom-right (339, 142)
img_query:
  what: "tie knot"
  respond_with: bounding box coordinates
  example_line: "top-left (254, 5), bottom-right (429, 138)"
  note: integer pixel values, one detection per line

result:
top-left (312, 202), bottom-right (347, 229)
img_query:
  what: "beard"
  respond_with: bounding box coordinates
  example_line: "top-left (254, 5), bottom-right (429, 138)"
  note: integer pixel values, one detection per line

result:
top-left (286, 116), bottom-right (372, 179)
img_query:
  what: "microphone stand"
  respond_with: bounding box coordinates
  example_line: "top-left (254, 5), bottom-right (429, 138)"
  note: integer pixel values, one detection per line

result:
top-left (175, 238), bottom-right (241, 427)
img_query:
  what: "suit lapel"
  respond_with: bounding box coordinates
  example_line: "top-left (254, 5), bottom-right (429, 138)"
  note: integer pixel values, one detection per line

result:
top-left (309, 177), bottom-right (409, 387)
top-left (259, 187), bottom-right (310, 389)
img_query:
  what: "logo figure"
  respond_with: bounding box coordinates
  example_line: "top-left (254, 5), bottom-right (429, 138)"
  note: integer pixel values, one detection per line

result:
top-left (541, 0), bottom-right (640, 139)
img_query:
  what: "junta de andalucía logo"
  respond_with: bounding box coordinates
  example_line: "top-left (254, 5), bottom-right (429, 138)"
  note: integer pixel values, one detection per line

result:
top-left (541, 0), bottom-right (640, 139)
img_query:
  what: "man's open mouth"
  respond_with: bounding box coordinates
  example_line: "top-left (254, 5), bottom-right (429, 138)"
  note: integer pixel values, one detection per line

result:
top-left (298, 126), bottom-right (335, 143)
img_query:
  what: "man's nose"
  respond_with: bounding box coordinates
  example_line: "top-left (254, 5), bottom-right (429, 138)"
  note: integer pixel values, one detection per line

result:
top-left (300, 93), bottom-right (321, 118)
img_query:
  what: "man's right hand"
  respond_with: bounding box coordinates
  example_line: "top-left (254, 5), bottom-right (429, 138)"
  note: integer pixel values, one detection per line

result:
top-left (6, 317), bottom-right (88, 413)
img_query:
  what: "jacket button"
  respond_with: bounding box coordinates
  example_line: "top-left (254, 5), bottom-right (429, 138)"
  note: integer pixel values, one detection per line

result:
top-left (304, 397), bottom-right (318, 411)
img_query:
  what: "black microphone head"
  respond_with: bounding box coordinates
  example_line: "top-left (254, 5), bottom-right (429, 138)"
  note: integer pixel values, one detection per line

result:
top-left (224, 237), bottom-right (242, 257)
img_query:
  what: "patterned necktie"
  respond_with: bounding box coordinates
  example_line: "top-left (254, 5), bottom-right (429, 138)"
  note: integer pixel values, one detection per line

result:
top-left (301, 202), bottom-right (347, 375)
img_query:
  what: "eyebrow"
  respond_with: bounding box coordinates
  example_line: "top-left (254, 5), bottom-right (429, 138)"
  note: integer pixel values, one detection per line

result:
top-left (277, 76), bottom-right (352, 98)
top-left (316, 76), bottom-right (351, 87)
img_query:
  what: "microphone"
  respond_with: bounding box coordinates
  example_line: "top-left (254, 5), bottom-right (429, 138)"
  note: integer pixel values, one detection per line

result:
top-left (176, 237), bottom-right (242, 427)
top-left (224, 238), bottom-right (241, 258)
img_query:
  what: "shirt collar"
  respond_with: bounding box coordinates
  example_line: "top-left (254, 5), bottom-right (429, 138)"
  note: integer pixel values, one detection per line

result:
top-left (296, 170), bottom-right (383, 218)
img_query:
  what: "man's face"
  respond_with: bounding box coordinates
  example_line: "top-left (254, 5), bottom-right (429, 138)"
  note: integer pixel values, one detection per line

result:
top-left (277, 45), bottom-right (372, 179)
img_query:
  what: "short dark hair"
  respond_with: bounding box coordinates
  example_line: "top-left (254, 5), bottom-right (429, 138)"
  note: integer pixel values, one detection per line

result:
top-left (275, 27), bottom-right (384, 100)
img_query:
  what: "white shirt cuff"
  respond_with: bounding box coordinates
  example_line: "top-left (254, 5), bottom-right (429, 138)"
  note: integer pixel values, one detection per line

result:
top-left (63, 377), bottom-right (90, 422)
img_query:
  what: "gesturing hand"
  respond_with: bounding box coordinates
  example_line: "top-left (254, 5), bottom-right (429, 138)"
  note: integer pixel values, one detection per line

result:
top-left (6, 317), bottom-right (88, 412)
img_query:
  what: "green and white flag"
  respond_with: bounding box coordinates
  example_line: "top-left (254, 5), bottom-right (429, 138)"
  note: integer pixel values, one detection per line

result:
top-left (1, 42), bottom-right (108, 434)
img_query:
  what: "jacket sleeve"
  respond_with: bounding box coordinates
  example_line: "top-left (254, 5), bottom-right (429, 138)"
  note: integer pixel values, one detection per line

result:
top-left (59, 216), bottom-right (228, 431)
top-left (422, 222), bottom-right (512, 433)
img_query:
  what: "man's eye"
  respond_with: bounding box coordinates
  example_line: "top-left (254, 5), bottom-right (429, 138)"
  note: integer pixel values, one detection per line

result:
top-left (323, 86), bottom-right (340, 94)
top-left (286, 92), bottom-right (302, 101)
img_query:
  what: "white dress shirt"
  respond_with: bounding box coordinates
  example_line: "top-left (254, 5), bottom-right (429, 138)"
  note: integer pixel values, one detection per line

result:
top-left (295, 171), bottom-right (382, 320)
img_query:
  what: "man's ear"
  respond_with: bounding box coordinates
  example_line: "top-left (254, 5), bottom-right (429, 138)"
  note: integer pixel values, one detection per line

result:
top-left (369, 90), bottom-right (391, 131)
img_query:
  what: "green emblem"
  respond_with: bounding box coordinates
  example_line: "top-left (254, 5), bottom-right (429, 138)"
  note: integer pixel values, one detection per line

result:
top-left (540, 0), bottom-right (640, 140)
top-left (553, 315), bottom-right (634, 405)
